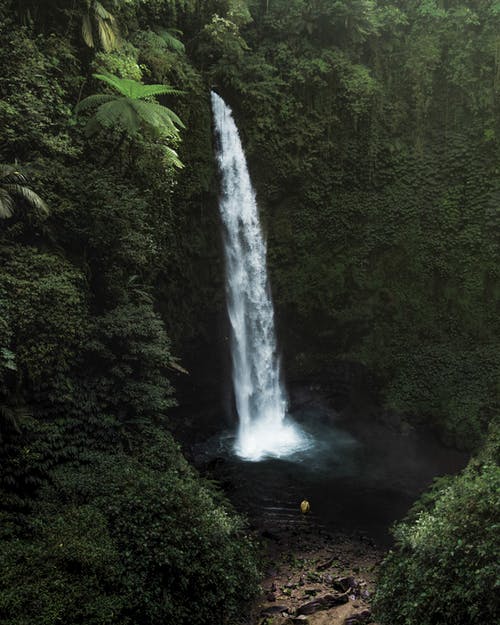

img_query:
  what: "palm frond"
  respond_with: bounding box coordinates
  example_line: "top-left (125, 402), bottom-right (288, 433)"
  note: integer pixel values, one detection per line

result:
top-left (82, 13), bottom-right (95, 48)
top-left (4, 184), bottom-right (49, 215)
top-left (0, 164), bottom-right (28, 184)
top-left (94, 1), bottom-right (115, 21)
top-left (0, 189), bottom-right (14, 219)
top-left (97, 16), bottom-right (119, 52)
top-left (0, 405), bottom-right (22, 434)
top-left (168, 359), bottom-right (189, 375)
top-left (75, 93), bottom-right (114, 114)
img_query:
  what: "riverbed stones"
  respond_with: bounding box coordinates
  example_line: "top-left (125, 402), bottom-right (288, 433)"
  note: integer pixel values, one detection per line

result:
top-left (297, 592), bottom-right (349, 615)
top-left (260, 605), bottom-right (288, 617)
top-left (344, 609), bottom-right (372, 624)
top-left (333, 576), bottom-right (356, 592)
top-left (284, 616), bottom-right (309, 625)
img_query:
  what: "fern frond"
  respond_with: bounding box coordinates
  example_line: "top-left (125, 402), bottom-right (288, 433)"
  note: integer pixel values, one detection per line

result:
top-left (137, 84), bottom-right (184, 99)
top-left (159, 28), bottom-right (185, 53)
top-left (129, 100), bottom-right (181, 136)
top-left (94, 99), bottom-right (140, 135)
top-left (93, 73), bottom-right (128, 95)
top-left (163, 146), bottom-right (184, 169)
top-left (75, 93), bottom-right (114, 114)
top-left (146, 101), bottom-right (185, 129)
top-left (93, 74), bottom-right (182, 99)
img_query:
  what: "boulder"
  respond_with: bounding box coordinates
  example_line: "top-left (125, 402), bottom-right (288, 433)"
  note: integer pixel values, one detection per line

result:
top-left (333, 576), bottom-right (356, 592)
top-left (297, 593), bottom-right (349, 615)
top-left (344, 609), bottom-right (372, 624)
top-left (260, 605), bottom-right (289, 617)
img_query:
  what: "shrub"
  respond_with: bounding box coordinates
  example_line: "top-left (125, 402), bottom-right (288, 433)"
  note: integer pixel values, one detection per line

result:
top-left (373, 432), bottom-right (500, 625)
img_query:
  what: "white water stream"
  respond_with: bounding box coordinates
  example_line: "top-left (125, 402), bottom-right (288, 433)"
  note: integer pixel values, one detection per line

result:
top-left (211, 91), bottom-right (309, 461)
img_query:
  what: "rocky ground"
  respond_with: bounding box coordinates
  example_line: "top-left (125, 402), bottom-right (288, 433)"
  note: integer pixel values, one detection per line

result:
top-left (248, 519), bottom-right (384, 625)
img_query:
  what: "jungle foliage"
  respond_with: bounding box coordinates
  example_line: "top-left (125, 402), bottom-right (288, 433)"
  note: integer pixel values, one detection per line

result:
top-left (0, 1), bottom-right (259, 623)
top-left (374, 426), bottom-right (500, 625)
top-left (213, 0), bottom-right (500, 449)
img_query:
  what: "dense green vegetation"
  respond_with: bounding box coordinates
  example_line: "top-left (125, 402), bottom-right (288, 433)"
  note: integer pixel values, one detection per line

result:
top-left (217, 0), bottom-right (500, 449)
top-left (0, 2), bottom-right (259, 623)
top-left (374, 426), bottom-right (500, 625)
top-left (1, 0), bottom-right (498, 624)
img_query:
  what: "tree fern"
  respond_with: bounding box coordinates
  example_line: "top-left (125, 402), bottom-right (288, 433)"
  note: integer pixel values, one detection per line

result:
top-left (158, 28), bottom-right (186, 53)
top-left (75, 73), bottom-right (185, 143)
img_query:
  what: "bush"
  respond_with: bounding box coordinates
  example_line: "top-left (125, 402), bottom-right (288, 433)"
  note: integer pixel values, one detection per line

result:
top-left (373, 432), bottom-right (500, 625)
top-left (0, 431), bottom-right (260, 625)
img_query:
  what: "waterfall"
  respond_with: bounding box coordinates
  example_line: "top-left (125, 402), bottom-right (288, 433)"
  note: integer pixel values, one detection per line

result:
top-left (211, 91), bottom-right (309, 461)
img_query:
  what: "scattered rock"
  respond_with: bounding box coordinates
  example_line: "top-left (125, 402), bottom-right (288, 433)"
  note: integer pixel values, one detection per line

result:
top-left (284, 616), bottom-right (309, 625)
top-left (316, 557), bottom-right (335, 571)
top-left (297, 593), bottom-right (349, 615)
top-left (333, 576), bottom-right (355, 592)
top-left (260, 605), bottom-right (289, 617)
top-left (344, 609), bottom-right (372, 624)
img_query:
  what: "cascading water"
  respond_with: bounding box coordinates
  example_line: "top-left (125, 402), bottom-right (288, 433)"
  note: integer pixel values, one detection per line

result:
top-left (211, 91), bottom-right (310, 461)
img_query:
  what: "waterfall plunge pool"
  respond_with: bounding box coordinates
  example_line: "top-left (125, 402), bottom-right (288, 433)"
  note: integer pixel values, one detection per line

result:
top-left (187, 392), bottom-right (468, 544)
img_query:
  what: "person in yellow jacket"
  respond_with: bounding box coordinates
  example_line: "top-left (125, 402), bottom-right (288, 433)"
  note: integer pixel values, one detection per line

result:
top-left (300, 499), bottom-right (310, 514)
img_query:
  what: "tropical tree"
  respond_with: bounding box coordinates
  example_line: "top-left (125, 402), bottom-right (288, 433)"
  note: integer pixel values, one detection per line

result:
top-left (81, 0), bottom-right (119, 51)
top-left (75, 73), bottom-right (185, 165)
top-left (0, 165), bottom-right (49, 220)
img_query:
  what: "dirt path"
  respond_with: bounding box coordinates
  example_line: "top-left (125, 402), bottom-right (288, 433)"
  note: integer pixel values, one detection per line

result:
top-left (249, 520), bottom-right (384, 625)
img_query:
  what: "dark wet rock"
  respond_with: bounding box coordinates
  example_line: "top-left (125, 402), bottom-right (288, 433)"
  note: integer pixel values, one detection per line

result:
top-left (317, 557), bottom-right (335, 571)
top-left (262, 529), bottom-right (281, 542)
top-left (297, 593), bottom-right (349, 615)
top-left (344, 609), bottom-right (372, 624)
top-left (333, 576), bottom-right (356, 592)
top-left (284, 616), bottom-right (309, 625)
top-left (260, 605), bottom-right (289, 617)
